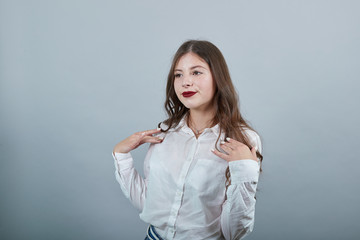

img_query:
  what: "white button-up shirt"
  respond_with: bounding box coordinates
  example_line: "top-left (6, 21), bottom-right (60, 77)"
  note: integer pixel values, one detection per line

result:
top-left (113, 118), bottom-right (262, 240)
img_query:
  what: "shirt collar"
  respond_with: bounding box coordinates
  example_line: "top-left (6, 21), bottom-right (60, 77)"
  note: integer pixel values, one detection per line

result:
top-left (163, 115), bottom-right (222, 137)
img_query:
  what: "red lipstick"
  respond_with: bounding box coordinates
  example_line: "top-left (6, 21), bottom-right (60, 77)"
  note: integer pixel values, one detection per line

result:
top-left (182, 91), bottom-right (197, 98)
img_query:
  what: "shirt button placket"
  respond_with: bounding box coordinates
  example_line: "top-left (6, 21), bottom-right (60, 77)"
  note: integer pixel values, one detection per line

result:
top-left (167, 138), bottom-right (198, 239)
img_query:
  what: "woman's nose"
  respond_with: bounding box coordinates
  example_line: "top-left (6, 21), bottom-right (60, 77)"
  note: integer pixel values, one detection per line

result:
top-left (182, 75), bottom-right (193, 87)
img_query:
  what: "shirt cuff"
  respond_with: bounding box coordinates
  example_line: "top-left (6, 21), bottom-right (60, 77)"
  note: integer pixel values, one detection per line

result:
top-left (229, 159), bottom-right (260, 184)
top-left (112, 152), bottom-right (133, 171)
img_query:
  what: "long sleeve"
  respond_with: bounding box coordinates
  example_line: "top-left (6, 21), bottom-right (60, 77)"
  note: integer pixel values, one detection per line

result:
top-left (113, 147), bottom-right (152, 212)
top-left (220, 132), bottom-right (262, 240)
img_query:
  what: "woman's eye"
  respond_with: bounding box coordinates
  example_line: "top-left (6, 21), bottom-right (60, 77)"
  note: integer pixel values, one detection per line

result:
top-left (174, 73), bottom-right (182, 78)
top-left (193, 71), bottom-right (202, 75)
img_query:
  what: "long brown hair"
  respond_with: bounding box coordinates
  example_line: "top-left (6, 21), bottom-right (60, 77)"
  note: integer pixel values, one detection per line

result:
top-left (159, 40), bottom-right (263, 187)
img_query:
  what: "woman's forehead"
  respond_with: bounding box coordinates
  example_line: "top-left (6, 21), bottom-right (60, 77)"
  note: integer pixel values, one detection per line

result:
top-left (175, 52), bottom-right (209, 69)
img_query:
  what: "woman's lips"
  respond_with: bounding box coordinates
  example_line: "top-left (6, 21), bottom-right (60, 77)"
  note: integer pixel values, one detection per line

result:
top-left (182, 91), bottom-right (197, 98)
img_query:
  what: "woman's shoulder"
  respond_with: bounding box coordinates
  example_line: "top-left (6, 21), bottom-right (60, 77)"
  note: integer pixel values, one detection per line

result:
top-left (158, 118), bottom-right (185, 133)
top-left (242, 127), bottom-right (260, 139)
top-left (152, 121), bottom-right (174, 139)
top-left (242, 127), bottom-right (262, 153)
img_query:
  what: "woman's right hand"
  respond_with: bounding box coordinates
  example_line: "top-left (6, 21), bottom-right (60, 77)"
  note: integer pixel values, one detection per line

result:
top-left (113, 128), bottom-right (163, 154)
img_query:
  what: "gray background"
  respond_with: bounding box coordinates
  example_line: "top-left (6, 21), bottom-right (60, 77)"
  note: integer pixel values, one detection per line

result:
top-left (1, 0), bottom-right (359, 239)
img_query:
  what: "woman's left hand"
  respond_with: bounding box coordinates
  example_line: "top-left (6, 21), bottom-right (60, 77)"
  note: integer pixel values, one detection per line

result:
top-left (212, 137), bottom-right (258, 162)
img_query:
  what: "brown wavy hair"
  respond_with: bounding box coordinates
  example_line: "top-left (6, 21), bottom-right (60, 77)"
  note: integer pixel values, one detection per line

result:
top-left (158, 40), bottom-right (263, 188)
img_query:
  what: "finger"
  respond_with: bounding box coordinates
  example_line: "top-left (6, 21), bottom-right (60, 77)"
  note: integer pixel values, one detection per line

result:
top-left (220, 140), bottom-right (233, 149)
top-left (251, 146), bottom-right (258, 161)
top-left (225, 137), bottom-right (244, 149)
top-left (211, 148), bottom-right (230, 161)
top-left (219, 143), bottom-right (232, 154)
top-left (141, 136), bottom-right (163, 144)
top-left (141, 128), bottom-right (162, 136)
top-left (251, 146), bottom-right (257, 154)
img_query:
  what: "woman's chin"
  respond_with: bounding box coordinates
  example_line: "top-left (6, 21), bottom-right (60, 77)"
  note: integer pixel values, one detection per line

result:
top-left (181, 103), bottom-right (197, 110)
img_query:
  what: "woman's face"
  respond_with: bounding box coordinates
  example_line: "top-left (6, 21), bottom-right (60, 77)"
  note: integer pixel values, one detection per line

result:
top-left (174, 52), bottom-right (216, 112)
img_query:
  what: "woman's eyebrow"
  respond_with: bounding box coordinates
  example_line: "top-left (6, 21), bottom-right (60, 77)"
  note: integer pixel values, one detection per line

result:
top-left (174, 65), bottom-right (206, 72)
top-left (190, 65), bottom-right (206, 70)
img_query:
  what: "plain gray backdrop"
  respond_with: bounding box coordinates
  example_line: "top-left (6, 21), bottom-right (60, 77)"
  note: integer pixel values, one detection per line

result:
top-left (1, 0), bottom-right (359, 239)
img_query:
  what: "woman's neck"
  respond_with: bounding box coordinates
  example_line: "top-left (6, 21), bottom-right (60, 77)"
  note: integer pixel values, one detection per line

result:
top-left (188, 109), bottom-right (215, 136)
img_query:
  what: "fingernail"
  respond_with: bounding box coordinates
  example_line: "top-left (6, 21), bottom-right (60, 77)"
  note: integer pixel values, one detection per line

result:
top-left (211, 148), bottom-right (215, 152)
top-left (226, 137), bottom-right (230, 141)
top-left (157, 127), bottom-right (161, 131)
top-left (158, 136), bottom-right (164, 140)
top-left (254, 146), bottom-right (258, 151)
top-left (220, 141), bottom-right (225, 144)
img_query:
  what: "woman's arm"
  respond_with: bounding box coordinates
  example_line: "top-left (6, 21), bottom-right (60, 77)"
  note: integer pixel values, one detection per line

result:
top-left (220, 160), bottom-right (260, 239)
top-left (113, 146), bottom-right (154, 211)
top-left (212, 130), bottom-right (262, 239)
top-left (112, 129), bottom-right (162, 211)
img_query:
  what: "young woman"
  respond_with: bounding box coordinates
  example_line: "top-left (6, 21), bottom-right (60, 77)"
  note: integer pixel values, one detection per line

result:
top-left (112, 40), bottom-right (263, 240)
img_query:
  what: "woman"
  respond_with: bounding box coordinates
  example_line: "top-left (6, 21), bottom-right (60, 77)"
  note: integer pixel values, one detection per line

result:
top-left (113, 40), bottom-right (263, 240)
